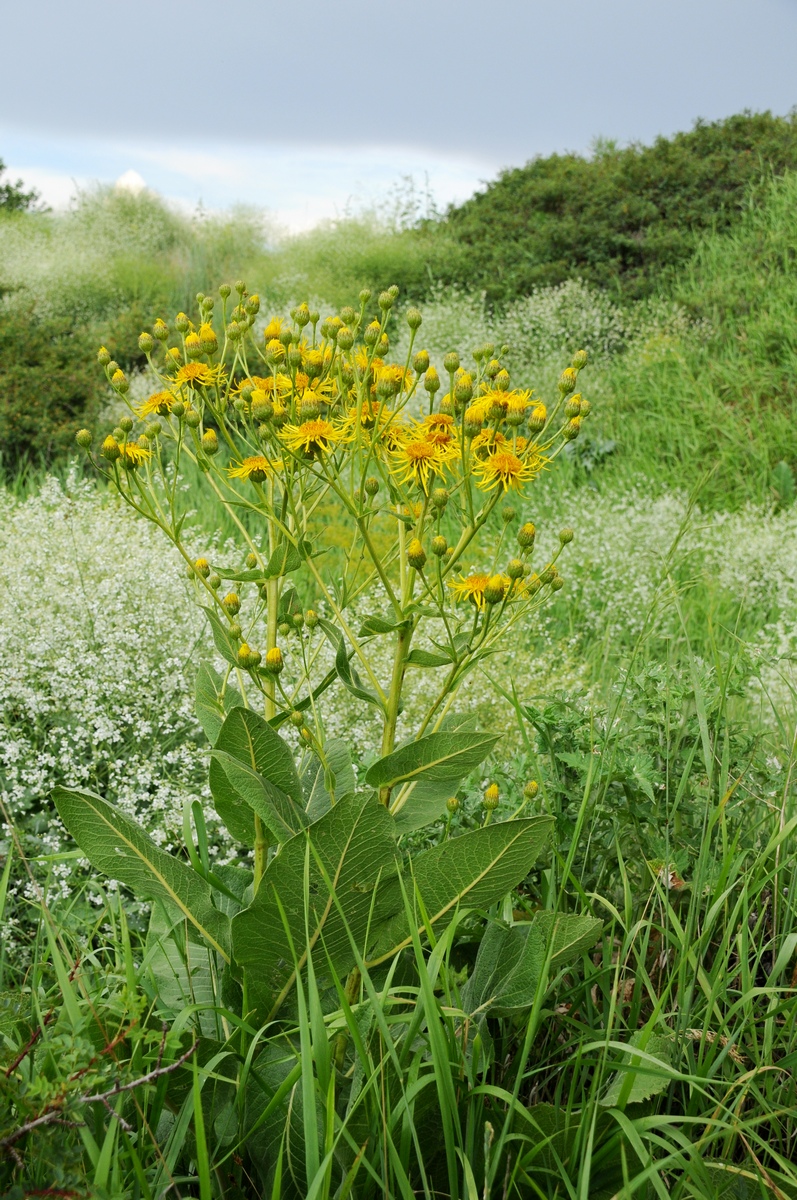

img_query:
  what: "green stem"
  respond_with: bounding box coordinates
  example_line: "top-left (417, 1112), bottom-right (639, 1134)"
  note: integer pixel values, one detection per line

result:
top-left (378, 622), bottom-right (414, 804)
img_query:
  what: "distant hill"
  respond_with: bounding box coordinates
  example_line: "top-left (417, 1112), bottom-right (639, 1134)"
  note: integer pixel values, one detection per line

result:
top-left (439, 110), bottom-right (797, 302)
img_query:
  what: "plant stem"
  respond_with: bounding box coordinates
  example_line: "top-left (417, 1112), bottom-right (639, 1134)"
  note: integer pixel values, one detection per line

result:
top-left (379, 622), bottom-right (413, 804)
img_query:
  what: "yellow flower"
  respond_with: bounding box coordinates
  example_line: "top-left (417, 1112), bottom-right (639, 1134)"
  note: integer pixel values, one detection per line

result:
top-left (234, 375), bottom-right (272, 395)
top-left (263, 317), bottom-right (287, 342)
top-left (449, 572), bottom-right (510, 610)
top-left (280, 418), bottom-right (348, 456)
top-left (227, 455), bottom-right (282, 483)
top-left (389, 437), bottom-right (454, 490)
top-left (175, 362), bottom-right (224, 388)
top-left (471, 448), bottom-right (544, 492)
top-left (118, 441), bottom-right (152, 467)
top-left (415, 412), bottom-right (457, 447)
top-left (470, 429), bottom-right (510, 459)
top-left (135, 390), bottom-right (178, 418)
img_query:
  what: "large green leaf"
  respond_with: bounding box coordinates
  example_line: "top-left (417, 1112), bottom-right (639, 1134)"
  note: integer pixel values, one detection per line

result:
top-left (232, 794), bottom-right (400, 1020)
top-left (53, 787), bottom-right (230, 960)
top-left (368, 816), bottom-right (554, 962)
top-left (463, 912), bottom-right (603, 1017)
top-left (601, 1030), bottom-right (675, 1107)
top-left (302, 738), bottom-right (356, 821)
top-left (210, 708), bottom-right (306, 845)
top-left (318, 618), bottom-right (384, 711)
top-left (200, 605), bottom-right (240, 667)
top-left (367, 729), bottom-right (501, 793)
top-left (195, 663), bottom-right (243, 745)
top-left (265, 541), bottom-right (303, 578)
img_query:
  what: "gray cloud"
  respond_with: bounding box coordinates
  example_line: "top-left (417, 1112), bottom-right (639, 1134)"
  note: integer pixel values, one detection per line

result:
top-left (3, 0), bottom-right (796, 168)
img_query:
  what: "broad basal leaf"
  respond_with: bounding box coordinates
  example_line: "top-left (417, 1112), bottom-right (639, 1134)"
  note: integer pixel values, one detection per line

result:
top-left (53, 787), bottom-right (230, 960)
top-left (463, 912), bottom-right (603, 1017)
top-left (368, 816), bottom-right (554, 962)
top-left (232, 794), bottom-right (400, 1020)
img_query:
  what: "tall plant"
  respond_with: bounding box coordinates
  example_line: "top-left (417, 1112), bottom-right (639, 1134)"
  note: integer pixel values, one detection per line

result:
top-left (57, 281), bottom-right (591, 1027)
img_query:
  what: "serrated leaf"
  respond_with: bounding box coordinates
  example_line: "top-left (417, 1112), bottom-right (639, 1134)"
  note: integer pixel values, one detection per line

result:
top-left (53, 787), bottom-right (230, 961)
top-left (366, 729), bottom-right (501, 794)
top-left (405, 649), bottom-right (452, 668)
top-left (266, 542), bottom-right (303, 578)
top-left (601, 1031), bottom-right (675, 1107)
top-left (232, 794), bottom-right (400, 1020)
top-left (368, 816), bottom-right (554, 962)
top-left (195, 663), bottom-right (243, 745)
top-left (201, 605), bottom-right (240, 667)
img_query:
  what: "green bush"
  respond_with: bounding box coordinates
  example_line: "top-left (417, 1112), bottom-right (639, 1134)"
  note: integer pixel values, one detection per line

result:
top-left (440, 109), bottom-right (797, 302)
top-left (0, 308), bottom-right (106, 469)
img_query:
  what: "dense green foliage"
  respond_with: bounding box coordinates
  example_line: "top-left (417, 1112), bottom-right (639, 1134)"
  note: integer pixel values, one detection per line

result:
top-left (0, 160), bottom-right (39, 214)
top-left (441, 109), bottom-right (797, 302)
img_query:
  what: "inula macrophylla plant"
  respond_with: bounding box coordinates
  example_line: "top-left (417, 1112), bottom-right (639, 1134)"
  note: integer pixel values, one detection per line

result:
top-left (56, 282), bottom-right (595, 1025)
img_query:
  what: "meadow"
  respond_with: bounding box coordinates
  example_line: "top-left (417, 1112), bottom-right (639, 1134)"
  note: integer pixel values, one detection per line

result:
top-left (1, 115), bottom-right (797, 1199)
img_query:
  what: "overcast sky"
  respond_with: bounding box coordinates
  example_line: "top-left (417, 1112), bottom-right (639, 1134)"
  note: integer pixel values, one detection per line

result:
top-left (2, 0), bottom-right (796, 229)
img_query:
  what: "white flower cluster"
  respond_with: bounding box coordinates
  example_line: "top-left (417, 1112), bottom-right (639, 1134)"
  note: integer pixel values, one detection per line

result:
top-left (0, 472), bottom-right (210, 868)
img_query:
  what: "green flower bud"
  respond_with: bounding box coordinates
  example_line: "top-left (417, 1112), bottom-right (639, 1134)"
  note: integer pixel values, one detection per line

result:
top-left (252, 395), bottom-right (274, 423)
top-left (364, 476), bottom-right (380, 496)
top-left (484, 575), bottom-right (507, 605)
top-left (234, 279), bottom-right (246, 296)
top-left (572, 349), bottom-right (588, 370)
top-left (406, 307), bottom-right (422, 330)
top-left (228, 619), bottom-right (242, 639)
top-left (558, 368), bottom-right (577, 395)
top-left (246, 293), bottom-right (261, 316)
top-left (579, 398), bottom-right (592, 417)
top-left (446, 796), bottom-right (460, 814)
top-left (138, 332), bottom-right (154, 354)
top-left (564, 395), bottom-right (582, 419)
top-left (358, 288), bottom-right (372, 305)
top-left (222, 592), bottom-right (241, 616)
top-left (339, 306), bottom-right (356, 325)
top-left (171, 400), bottom-right (185, 418)
top-left (292, 611), bottom-right (305, 630)
top-left (507, 558), bottom-right (525, 580)
top-left (185, 409), bottom-right (201, 428)
top-left (75, 428), bottom-right (93, 449)
top-left (363, 321), bottom-right (380, 347)
top-left (219, 283), bottom-right (232, 299)
top-left (337, 327), bottom-right (354, 351)
top-left (558, 527), bottom-right (574, 545)
top-left (443, 351), bottom-right (460, 374)
top-left (112, 369), bottom-right (129, 394)
top-left (194, 557), bottom-right (211, 578)
top-left (485, 358), bottom-right (501, 380)
top-left (202, 429), bottom-right (219, 455)
top-left (97, 346), bottom-right (111, 366)
top-left (431, 535), bottom-right (447, 557)
top-left (378, 291), bottom-right (394, 311)
top-left (145, 422), bottom-right (162, 439)
top-left (387, 285), bottom-right (400, 300)
top-left (551, 574), bottom-right (564, 591)
top-left (413, 349), bottom-right (430, 374)
top-left (518, 522), bottom-right (536, 548)
top-left (432, 487), bottom-right (449, 510)
top-left (424, 365), bottom-right (441, 394)
top-left (305, 609), bottom-right (319, 629)
top-left (563, 416), bottom-right (582, 441)
top-left (208, 573), bottom-right (221, 590)
top-left (278, 621), bottom-right (291, 637)
top-left (523, 780), bottom-right (539, 800)
top-left (245, 552), bottom-right (258, 569)
top-left (290, 709), bottom-right (305, 728)
top-left (119, 416), bottom-right (134, 433)
top-left (153, 319), bottom-right (169, 341)
top-left (502, 505), bottom-right (517, 523)
top-left (175, 312), bottom-right (191, 334)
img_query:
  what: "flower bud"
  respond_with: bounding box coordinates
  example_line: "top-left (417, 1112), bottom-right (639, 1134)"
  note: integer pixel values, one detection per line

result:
top-left (305, 609), bottom-right (319, 629)
top-left (502, 505), bottom-right (517, 523)
top-left (406, 306), bottom-right (422, 330)
top-left (359, 288), bottom-right (372, 305)
top-left (539, 567), bottom-right (554, 585)
top-left (443, 351), bottom-right (460, 374)
top-left (559, 527), bottom-right (574, 545)
top-left (564, 395), bottom-right (581, 419)
top-left (488, 398), bottom-right (505, 422)
top-left (97, 346), bottom-right (111, 365)
top-left (431, 535), bottom-right (447, 557)
top-left (363, 321), bottom-right (380, 347)
top-left (572, 349), bottom-right (588, 370)
top-left (228, 619), bottom-right (242, 639)
top-left (494, 369), bottom-right (511, 392)
top-left (112, 426), bottom-right (124, 440)
top-left (378, 290), bottom-right (394, 311)
top-left (376, 334), bottom-right (389, 356)
top-left (485, 358), bottom-right (501, 380)
top-left (199, 323), bottom-right (218, 355)
top-left (300, 727), bottom-right (313, 744)
top-left (219, 283), bottom-right (231, 299)
top-left (558, 368), bottom-right (577, 395)
top-left (528, 403), bottom-right (547, 434)
top-left (185, 333), bottom-right (203, 359)
top-left (136, 434), bottom-right (150, 450)
top-left (138, 332), bottom-right (154, 354)
top-left (119, 416), bottom-right (134, 433)
top-left (407, 538), bottom-right (427, 570)
top-left (432, 487), bottom-right (449, 510)
top-left (484, 574), bottom-right (507, 605)
top-left (238, 643), bottom-right (262, 669)
top-left (299, 395), bottom-right (320, 421)
top-left (339, 305), bottom-right (356, 325)
top-left (290, 709), bottom-right (305, 728)
top-left (507, 557), bottom-right (525, 580)
top-left (551, 574), bottom-right (564, 591)
top-left (75, 429), bottom-right (92, 448)
top-left (279, 621), bottom-right (291, 637)
top-left (202, 429), bottom-right (219, 455)
top-left (287, 346), bottom-right (303, 371)
top-left (265, 647), bottom-right (284, 674)
top-left (337, 327), bottom-right (354, 351)
top-left (194, 557), bottom-right (210, 578)
top-left (169, 399), bottom-right (184, 418)
top-left (145, 421), bottom-right (162, 439)
top-left (227, 321), bottom-right (243, 342)
top-left (439, 396), bottom-right (454, 416)
top-left (101, 434), bottom-right (121, 461)
top-left (388, 284), bottom-right (400, 300)
top-left (483, 783), bottom-right (500, 811)
top-left (309, 309), bottom-right (319, 325)
top-left (424, 366), bottom-right (441, 394)
top-left (185, 409), bottom-right (201, 428)
top-left (153, 319), bottom-right (169, 341)
top-left (446, 796), bottom-right (460, 814)
top-left (112, 369), bottom-right (129, 394)
top-left (454, 372), bottom-right (473, 405)
top-left (175, 312), bottom-right (191, 334)
top-left (222, 592), bottom-right (241, 616)
top-left (523, 780), bottom-right (539, 800)
top-left (107, 361), bottom-right (120, 375)
top-left (251, 395), bottom-right (274, 424)
top-left (464, 407), bottom-right (483, 438)
top-left (413, 349), bottom-right (430, 374)
top-left (579, 398), bottom-right (592, 417)
top-left (245, 552), bottom-right (258, 569)
top-left (235, 279), bottom-right (246, 296)
top-left (246, 294), bottom-right (261, 316)
top-left (364, 476), bottom-right (380, 496)
top-left (518, 522), bottom-right (536, 548)
top-left (293, 612), bottom-right (305, 630)
top-left (563, 416), bottom-right (582, 441)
